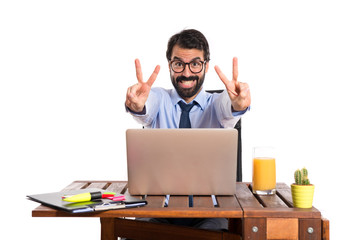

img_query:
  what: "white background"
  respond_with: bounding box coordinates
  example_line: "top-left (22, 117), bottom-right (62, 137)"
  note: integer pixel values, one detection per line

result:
top-left (1, 0), bottom-right (359, 239)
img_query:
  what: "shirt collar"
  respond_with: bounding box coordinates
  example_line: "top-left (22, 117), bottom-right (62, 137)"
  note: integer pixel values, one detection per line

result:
top-left (170, 88), bottom-right (206, 110)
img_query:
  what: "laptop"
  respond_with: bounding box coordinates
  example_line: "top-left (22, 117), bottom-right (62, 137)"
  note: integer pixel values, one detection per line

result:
top-left (126, 128), bottom-right (238, 195)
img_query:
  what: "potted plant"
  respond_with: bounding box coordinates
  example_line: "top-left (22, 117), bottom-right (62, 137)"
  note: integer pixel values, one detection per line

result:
top-left (291, 167), bottom-right (315, 208)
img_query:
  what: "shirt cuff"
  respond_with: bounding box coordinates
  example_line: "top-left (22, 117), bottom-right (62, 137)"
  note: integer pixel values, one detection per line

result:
top-left (125, 105), bottom-right (147, 115)
top-left (231, 106), bottom-right (250, 116)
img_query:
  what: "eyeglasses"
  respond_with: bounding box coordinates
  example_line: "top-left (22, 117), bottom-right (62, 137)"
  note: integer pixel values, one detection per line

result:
top-left (170, 59), bottom-right (206, 74)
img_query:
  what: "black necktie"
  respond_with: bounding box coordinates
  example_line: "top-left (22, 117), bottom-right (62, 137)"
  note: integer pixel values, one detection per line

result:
top-left (178, 101), bottom-right (197, 207)
top-left (178, 101), bottom-right (197, 128)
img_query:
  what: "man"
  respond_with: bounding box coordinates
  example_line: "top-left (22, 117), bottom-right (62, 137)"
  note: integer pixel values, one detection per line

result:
top-left (125, 29), bottom-right (251, 231)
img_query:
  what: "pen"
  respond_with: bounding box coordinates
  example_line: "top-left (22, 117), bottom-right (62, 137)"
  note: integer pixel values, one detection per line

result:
top-left (63, 192), bottom-right (116, 202)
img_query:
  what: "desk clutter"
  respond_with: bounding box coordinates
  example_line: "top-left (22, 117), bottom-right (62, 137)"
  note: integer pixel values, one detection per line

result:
top-left (27, 187), bottom-right (147, 213)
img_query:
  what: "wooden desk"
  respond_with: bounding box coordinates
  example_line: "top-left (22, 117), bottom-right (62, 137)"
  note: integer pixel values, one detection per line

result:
top-left (32, 181), bottom-right (329, 240)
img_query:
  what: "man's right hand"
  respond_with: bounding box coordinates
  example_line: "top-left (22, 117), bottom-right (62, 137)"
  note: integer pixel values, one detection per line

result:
top-left (125, 59), bottom-right (160, 113)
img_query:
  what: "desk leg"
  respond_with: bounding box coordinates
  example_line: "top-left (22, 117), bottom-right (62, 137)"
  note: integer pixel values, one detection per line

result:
top-left (322, 218), bottom-right (330, 240)
top-left (299, 218), bottom-right (321, 240)
top-left (242, 218), bottom-right (266, 240)
top-left (100, 218), bottom-right (117, 240)
top-left (228, 218), bottom-right (242, 235)
top-left (226, 219), bottom-right (243, 240)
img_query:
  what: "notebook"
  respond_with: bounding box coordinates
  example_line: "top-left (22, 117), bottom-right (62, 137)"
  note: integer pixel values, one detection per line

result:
top-left (27, 188), bottom-right (147, 213)
top-left (126, 128), bottom-right (238, 195)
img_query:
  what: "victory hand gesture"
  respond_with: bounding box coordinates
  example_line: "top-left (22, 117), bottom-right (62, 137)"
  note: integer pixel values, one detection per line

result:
top-left (125, 59), bottom-right (160, 113)
top-left (214, 57), bottom-right (251, 111)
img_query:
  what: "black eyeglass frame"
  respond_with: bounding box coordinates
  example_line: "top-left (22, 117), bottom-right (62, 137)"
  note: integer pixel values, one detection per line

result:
top-left (169, 59), bottom-right (207, 74)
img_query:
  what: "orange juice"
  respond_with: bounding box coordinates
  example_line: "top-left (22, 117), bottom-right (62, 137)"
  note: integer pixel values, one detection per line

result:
top-left (252, 157), bottom-right (276, 194)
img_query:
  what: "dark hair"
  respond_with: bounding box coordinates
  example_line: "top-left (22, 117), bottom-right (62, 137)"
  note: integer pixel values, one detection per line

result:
top-left (166, 29), bottom-right (210, 61)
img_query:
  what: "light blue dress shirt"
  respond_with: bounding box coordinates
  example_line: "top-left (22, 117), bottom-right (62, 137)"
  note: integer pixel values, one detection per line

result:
top-left (127, 87), bottom-right (248, 128)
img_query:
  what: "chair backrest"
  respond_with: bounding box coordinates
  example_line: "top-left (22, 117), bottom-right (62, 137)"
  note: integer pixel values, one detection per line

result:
top-left (206, 90), bottom-right (242, 182)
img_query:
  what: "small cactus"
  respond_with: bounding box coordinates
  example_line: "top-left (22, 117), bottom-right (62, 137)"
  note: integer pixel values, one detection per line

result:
top-left (302, 178), bottom-right (310, 185)
top-left (294, 167), bottom-right (311, 185)
top-left (294, 169), bottom-right (302, 185)
top-left (301, 168), bottom-right (308, 179)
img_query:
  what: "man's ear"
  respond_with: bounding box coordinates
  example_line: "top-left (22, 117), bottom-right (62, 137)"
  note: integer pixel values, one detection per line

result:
top-left (205, 61), bottom-right (210, 73)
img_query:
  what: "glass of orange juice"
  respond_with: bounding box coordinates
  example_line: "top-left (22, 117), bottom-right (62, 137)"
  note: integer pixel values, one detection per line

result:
top-left (252, 147), bottom-right (276, 195)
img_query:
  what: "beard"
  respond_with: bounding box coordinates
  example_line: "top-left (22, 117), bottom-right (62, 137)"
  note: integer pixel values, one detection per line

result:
top-left (171, 74), bottom-right (205, 99)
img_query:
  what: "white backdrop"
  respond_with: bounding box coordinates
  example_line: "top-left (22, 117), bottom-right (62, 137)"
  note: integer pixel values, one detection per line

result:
top-left (1, 1), bottom-right (359, 239)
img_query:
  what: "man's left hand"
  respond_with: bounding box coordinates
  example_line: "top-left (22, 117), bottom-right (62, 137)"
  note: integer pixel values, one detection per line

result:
top-left (215, 57), bottom-right (251, 112)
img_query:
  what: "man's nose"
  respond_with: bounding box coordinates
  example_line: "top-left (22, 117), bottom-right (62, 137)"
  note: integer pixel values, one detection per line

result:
top-left (182, 64), bottom-right (192, 77)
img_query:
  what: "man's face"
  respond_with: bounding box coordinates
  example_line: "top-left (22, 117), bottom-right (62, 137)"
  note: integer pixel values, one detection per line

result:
top-left (169, 45), bottom-right (209, 100)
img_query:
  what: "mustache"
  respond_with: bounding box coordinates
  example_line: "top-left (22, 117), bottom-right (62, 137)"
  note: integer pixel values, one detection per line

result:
top-left (176, 76), bottom-right (199, 82)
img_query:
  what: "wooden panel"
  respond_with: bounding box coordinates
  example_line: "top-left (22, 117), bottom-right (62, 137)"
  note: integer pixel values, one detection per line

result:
top-left (104, 182), bottom-right (127, 194)
top-left (235, 183), bottom-right (263, 208)
top-left (257, 194), bottom-right (288, 208)
top-left (167, 196), bottom-right (189, 208)
top-left (33, 204), bottom-right (243, 218)
top-left (193, 196), bottom-right (214, 208)
top-left (276, 182), bottom-right (290, 189)
top-left (86, 182), bottom-right (109, 189)
top-left (322, 218), bottom-right (330, 240)
top-left (32, 181), bottom-right (242, 218)
top-left (276, 187), bottom-right (294, 207)
top-left (217, 195), bottom-right (241, 209)
top-left (145, 196), bottom-right (166, 208)
top-left (222, 231), bottom-right (242, 240)
top-left (299, 218), bottom-right (321, 240)
top-left (243, 217), bottom-right (266, 240)
top-left (228, 218), bottom-right (242, 234)
top-left (238, 182), bottom-right (321, 219)
top-left (267, 218), bottom-right (298, 240)
top-left (100, 218), bottom-right (117, 240)
top-left (114, 218), bottom-right (225, 240)
top-left (243, 207), bottom-right (321, 219)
